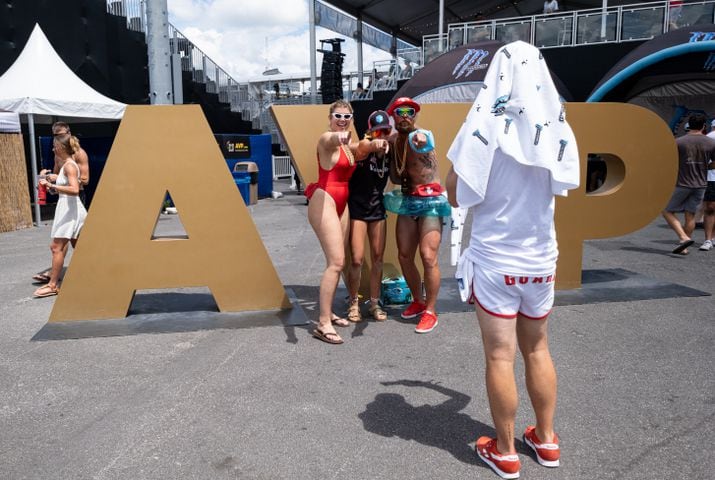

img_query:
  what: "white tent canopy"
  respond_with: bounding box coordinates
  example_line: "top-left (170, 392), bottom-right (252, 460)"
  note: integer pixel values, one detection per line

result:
top-left (0, 23), bottom-right (127, 225)
top-left (0, 23), bottom-right (126, 120)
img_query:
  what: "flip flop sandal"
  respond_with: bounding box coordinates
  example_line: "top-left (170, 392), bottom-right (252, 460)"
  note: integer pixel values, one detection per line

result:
top-left (672, 239), bottom-right (694, 254)
top-left (331, 314), bottom-right (350, 328)
top-left (32, 273), bottom-right (51, 284)
top-left (33, 284), bottom-right (59, 298)
top-left (369, 304), bottom-right (388, 322)
top-left (312, 327), bottom-right (344, 344)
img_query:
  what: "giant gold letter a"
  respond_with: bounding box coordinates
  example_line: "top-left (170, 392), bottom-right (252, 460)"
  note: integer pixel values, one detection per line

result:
top-left (49, 105), bottom-right (289, 322)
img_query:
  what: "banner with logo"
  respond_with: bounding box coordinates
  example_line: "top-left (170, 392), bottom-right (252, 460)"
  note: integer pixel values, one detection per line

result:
top-left (216, 134), bottom-right (251, 159)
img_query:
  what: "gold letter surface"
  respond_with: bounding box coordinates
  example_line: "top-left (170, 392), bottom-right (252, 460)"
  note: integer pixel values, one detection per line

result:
top-left (49, 105), bottom-right (289, 322)
top-left (273, 102), bottom-right (677, 292)
top-left (554, 103), bottom-right (677, 288)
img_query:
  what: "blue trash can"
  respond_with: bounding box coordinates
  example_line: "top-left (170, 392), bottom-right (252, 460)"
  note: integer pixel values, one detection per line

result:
top-left (233, 174), bottom-right (251, 205)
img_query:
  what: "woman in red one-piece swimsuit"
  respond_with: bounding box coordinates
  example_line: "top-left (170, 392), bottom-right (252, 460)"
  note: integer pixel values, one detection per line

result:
top-left (307, 100), bottom-right (389, 344)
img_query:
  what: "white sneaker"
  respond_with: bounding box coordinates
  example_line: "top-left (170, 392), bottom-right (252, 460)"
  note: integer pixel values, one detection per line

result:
top-left (699, 240), bottom-right (713, 251)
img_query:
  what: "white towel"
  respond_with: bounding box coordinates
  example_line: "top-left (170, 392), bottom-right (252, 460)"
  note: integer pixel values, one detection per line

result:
top-left (455, 250), bottom-right (474, 302)
top-left (449, 206), bottom-right (467, 266)
top-left (447, 40), bottom-right (580, 205)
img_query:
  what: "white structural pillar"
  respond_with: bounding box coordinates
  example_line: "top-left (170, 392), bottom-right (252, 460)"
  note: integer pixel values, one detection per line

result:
top-left (309, 0), bottom-right (318, 104)
top-left (601, 0), bottom-right (608, 39)
top-left (146, 0), bottom-right (173, 105)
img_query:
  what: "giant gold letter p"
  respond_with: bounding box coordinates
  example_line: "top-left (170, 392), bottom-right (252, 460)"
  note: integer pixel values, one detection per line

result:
top-left (555, 103), bottom-right (678, 289)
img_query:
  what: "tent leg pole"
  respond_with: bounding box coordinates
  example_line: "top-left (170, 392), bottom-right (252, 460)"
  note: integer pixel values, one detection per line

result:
top-left (28, 113), bottom-right (41, 227)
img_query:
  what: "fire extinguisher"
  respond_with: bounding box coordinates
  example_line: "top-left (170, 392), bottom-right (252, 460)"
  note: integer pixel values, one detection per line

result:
top-left (38, 179), bottom-right (47, 206)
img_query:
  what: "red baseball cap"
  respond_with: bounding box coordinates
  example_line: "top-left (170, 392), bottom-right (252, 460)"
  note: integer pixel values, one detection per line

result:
top-left (387, 97), bottom-right (420, 116)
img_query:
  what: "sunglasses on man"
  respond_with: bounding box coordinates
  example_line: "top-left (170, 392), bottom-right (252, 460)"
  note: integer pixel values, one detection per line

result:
top-left (393, 107), bottom-right (416, 118)
top-left (331, 113), bottom-right (353, 120)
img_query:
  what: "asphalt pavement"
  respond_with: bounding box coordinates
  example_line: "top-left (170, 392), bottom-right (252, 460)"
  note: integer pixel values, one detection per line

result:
top-left (0, 180), bottom-right (712, 480)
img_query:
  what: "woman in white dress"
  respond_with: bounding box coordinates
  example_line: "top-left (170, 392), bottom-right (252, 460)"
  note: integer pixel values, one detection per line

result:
top-left (33, 135), bottom-right (87, 298)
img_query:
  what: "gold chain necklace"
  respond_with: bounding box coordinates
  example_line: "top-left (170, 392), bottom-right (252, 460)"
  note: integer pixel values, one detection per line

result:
top-left (341, 144), bottom-right (355, 166)
top-left (366, 132), bottom-right (386, 179)
top-left (395, 136), bottom-right (408, 177)
top-left (375, 153), bottom-right (386, 179)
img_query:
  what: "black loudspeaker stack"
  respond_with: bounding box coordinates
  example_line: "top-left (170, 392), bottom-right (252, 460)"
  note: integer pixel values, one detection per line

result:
top-left (319, 38), bottom-right (345, 104)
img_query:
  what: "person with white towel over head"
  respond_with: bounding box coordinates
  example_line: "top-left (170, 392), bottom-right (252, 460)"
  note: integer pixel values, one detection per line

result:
top-left (446, 40), bottom-right (579, 479)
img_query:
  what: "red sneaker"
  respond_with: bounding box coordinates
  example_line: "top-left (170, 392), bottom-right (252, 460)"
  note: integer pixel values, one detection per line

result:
top-left (523, 426), bottom-right (560, 467)
top-left (415, 310), bottom-right (438, 333)
top-left (476, 436), bottom-right (520, 479)
top-left (400, 300), bottom-right (425, 319)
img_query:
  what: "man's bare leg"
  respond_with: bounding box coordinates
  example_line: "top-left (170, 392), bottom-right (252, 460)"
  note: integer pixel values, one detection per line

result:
top-left (418, 216), bottom-right (442, 313)
top-left (477, 305), bottom-right (518, 455)
top-left (683, 211), bottom-right (696, 239)
top-left (703, 201), bottom-right (715, 241)
top-left (396, 215), bottom-right (422, 303)
top-left (662, 210), bottom-right (690, 242)
top-left (517, 314), bottom-right (557, 443)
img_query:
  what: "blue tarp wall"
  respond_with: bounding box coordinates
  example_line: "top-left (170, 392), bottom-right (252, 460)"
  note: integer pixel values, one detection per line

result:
top-left (216, 133), bottom-right (273, 198)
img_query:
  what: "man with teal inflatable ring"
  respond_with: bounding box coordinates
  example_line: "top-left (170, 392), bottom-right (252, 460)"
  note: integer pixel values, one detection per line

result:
top-left (385, 97), bottom-right (450, 334)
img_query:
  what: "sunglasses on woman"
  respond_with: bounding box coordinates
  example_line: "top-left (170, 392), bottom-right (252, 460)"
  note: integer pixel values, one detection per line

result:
top-left (332, 113), bottom-right (353, 120)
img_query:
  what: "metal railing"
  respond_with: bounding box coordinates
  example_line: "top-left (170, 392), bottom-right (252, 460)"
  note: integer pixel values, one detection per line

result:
top-left (425, 0), bottom-right (715, 63)
top-left (106, 1), bottom-right (247, 116)
top-left (102, 1), bottom-right (713, 142)
top-left (272, 155), bottom-right (293, 179)
top-left (103, 0), bottom-right (420, 141)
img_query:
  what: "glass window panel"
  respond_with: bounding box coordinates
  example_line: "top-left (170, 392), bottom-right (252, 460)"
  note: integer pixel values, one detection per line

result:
top-left (495, 22), bottom-right (531, 43)
top-left (576, 12), bottom-right (617, 44)
top-left (467, 25), bottom-right (492, 43)
top-left (535, 16), bottom-right (573, 47)
top-left (621, 7), bottom-right (665, 40)
top-left (423, 37), bottom-right (447, 64)
top-left (672, 3), bottom-right (715, 30)
top-left (449, 27), bottom-right (465, 50)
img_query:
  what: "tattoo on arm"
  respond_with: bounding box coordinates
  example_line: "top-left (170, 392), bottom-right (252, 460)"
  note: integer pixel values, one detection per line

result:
top-left (418, 151), bottom-right (437, 169)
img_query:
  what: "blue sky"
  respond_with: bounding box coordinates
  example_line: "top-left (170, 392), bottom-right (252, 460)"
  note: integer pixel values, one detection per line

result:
top-left (167, 0), bottom-right (392, 82)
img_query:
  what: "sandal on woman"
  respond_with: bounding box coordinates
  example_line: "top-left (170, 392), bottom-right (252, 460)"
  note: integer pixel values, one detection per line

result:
top-left (33, 284), bottom-right (59, 298)
top-left (369, 303), bottom-right (388, 321)
top-left (32, 272), bottom-right (51, 284)
top-left (347, 298), bottom-right (362, 323)
top-left (331, 313), bottom-right (350, 327)
top-left (312, 326), bottom-right (344, 344)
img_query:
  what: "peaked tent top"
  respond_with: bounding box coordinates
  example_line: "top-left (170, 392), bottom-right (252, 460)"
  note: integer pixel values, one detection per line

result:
top-left (0, 24), bottom-right (126, 120)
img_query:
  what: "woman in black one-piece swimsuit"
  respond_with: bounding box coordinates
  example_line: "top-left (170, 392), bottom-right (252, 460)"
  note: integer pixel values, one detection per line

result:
top-left (346, 110), bottom-right (393, 322)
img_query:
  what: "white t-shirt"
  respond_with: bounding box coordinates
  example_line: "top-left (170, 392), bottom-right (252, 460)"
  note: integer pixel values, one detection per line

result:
top-left (457, 151), bottom-right (558, 275)
top-left (543, 0), bottom-right (559, 14)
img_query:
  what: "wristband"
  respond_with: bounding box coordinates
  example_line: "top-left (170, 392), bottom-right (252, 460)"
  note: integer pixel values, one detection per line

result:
top-left (408, 129), bottom-right (435, 153)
